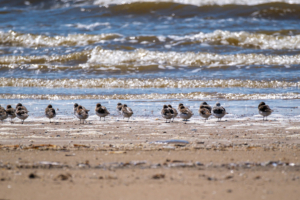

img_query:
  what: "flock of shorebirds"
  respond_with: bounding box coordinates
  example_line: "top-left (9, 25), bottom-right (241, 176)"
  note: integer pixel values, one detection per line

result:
top-left (0, 101), bottom-right (274, 124)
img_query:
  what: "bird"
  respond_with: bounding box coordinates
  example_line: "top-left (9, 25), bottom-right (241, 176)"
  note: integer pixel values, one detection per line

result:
top-left (161, 105), bottom-right (173, 123)
top-left (6, 105), bottom-right (16, 123)
top-left (178, 104), bottom-right (193, 124)
top-left (95, 103), bottom-right (110, 121)
top-left (0, 106), bottom-right (8, 123)
top-left (200, 102), bottom-right (212, 112)
top-left (16, 103), bottom-right (28, 112)
top-left (199, 102), bottom-right (212, 121)
top-left (258, 102), bottom-right (273, 121)
top-left (75, 105), bottom-right (89, 124)
top-left (198, 106), bottom-right (211, 121)
top-left (16, 106), bottom-right (29, 124)
top-left (212, 102), bottom-right (227, 121)
top-left (178, 103), bottom-right (184, 111)
top-left (168, 104), bottom-right (177, 122)
top-left (121, 104), bottom-right (133, 122)
top-left (45, 104), bottom-right (56, 123)
top-left (116, 103), bottom-right (122, 114)
top-left (73, 103), bottom-right (79, 115)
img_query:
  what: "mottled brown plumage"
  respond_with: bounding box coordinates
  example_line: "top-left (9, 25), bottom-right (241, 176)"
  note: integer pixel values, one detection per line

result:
top-left (258, 102), bottom-right (273, 121)
top-left (75, 105), bottom-right (89, 124)
top-left (95, 103), bottom-right (110, 121)
top-left (121, 104), bottom-right (133, 122)
top-left (198, 107), bottom-right (211, 121)
top-left (178, 104), bottom-right (193, 124)
top-left (45, 104), bottom-right (56, 123)
top-left (168, 104), bottom-right (177, 122)
top-left (200, 102), bottom-right (212, 112)
top-left (116, 103), bottom-right (123, 114)
top-left (6, 105), bottom-right (16, 123)
top-left (0, 106), bottom-right (8, 123)
top-left (161, 105), bottom-right (173, 123)
top-left (16, 106), bottom-right (29, 124)
top-left (212, 102), bottom-right (227, 121)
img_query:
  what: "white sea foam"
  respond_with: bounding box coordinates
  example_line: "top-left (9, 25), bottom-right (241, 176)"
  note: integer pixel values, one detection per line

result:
top-left (0, 31), bottom-right (121, 47)
top-left (74, 22), bottom-right (111, 30)
top-left (88, 48), bottom-right (300, 66)
top-left (168, 30), bottom-right (300, 50)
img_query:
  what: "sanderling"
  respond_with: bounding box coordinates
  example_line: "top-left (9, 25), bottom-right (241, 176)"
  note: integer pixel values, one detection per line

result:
top-left (178, 103), bottom-right (184, 111)
top-left (198, 107), bottom-right (211, 121)
top-left (121, 104), bottom-right (133, 122)
top-left (16, 103), bottom-right (28, 112)
top-left (95, 103), bottom-right (110, 121)
top-left (178, 104), bottom-right (193, 124)
top-left (75, 105), bottom-right (89, 124)
top-left (0, 105), bottom-right (8, 123)
top-left (116, 102), bottom-right (122, 114)
top-left (161, 105), bottom-right (173, 123)
top-left (6, 105), bottom-right (16, 123)
top-left (16, 106), bottom-right (29, 124)
top-left (212, 102), bottom-right (227, 121)
top-left (200, 102), bottom-right (212, 112)
top-left (258, 102), bottom-right (274, 121)
top-left (168, 104), bottom-right (178, 122)
top-left (73, 103), bottom-right (79, 115)
top-left (45, 104), bottom-right (56, 123)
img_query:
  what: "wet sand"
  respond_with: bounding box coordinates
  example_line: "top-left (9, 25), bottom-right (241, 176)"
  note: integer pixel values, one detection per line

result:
top-left (1, 117), bottom-right (300, 200)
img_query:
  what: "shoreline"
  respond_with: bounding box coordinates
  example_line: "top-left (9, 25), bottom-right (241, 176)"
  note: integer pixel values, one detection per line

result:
top-left (1, 112), bottom-right (300, 200)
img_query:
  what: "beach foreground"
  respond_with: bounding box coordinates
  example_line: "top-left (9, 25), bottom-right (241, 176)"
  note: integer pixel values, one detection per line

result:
top-left (1, 117), bottom-right (300, 200)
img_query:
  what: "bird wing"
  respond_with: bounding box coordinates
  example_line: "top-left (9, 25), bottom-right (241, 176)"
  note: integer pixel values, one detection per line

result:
top-left (259, 105), bottom-right (272, 112)
top-left (162, 108), bottom-right (171, 115)
top-left (6, 108), bottom-right (15, 115)
top-left (199, 108), bottom-right (210, 115)
top-left (16, 109), bottom-right (27, 115)
top-left (0, 108), bottom-right (6, 115)
top-left (213, 106), bottom-right (225, 114)
top-left (103, 106), bottom-right (110, 114)
top-left (127, 107), bottom-right (133, 114)
top-left (180, 108), bottom-right (190, 114)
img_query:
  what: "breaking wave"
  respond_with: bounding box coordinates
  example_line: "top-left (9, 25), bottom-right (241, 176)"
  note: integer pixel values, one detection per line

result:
top-left (1, 92), bottom-right (299, 100)
top-left (1, 48), bottom-right (300, 68)
top-left (0, 31), bottom-right (121, 47)
top-left (0, 77), bottom-right (299, 88)
top-left (87, 48), bottom-right (300, 66)
top-left (2, 30), bottom-right (300, 49)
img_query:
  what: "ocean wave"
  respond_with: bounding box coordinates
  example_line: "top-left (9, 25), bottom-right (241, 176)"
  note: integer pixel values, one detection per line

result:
top-left (87, 48), bottom-right (300, 66)
top-left (2, 30), bottom-right (300, 49)
top-left (3, 1), bottom-right (300, 20)
top-left (0, 31), bottom-right (121, 47)
top-left (0, 50), bottom-right (90, 64)
top-left (1, 77), bottom-right (299, 88)
top-left (169, 30), bottom-right (300, 50)
top-left (1, 48), bottom-right (300, 67)
top-left (1, 92), bottom-right (299, 100)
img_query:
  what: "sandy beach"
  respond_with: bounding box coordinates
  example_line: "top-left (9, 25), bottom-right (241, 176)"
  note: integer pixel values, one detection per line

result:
top-left (1, 117), bottom-right (300, 200)
top-left (2, 0), bottom-right (300, 199)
